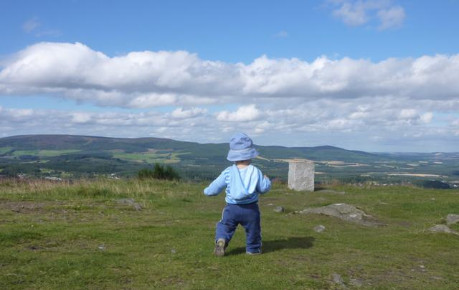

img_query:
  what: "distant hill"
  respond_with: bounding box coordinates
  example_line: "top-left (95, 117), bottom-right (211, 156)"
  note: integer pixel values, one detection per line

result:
top-left (0, 134), bottom-right (384, 160)
top-left (1, 135), bottom-right (457, 185)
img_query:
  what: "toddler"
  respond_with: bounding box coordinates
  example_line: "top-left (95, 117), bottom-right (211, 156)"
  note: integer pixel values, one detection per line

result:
top-left (204, 133), bottom-right (271, 256)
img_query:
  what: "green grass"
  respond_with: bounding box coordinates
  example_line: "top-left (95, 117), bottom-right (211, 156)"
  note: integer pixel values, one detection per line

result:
top-left (0, 179), bottom-right (458, 289)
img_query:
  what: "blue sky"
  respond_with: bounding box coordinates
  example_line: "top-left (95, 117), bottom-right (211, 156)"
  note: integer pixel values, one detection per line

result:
top-left (1, 0), bottom-right (459, 152)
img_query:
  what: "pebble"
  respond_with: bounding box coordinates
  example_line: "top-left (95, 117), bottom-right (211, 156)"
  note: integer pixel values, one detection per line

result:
top-left (331, 273), bottom-right (345, 286)
top-left (446, 214), bottom-right (459, 225)
top-left (314, 225), bottom-right (326, 233)
top-left (273, 206), bottom-right (285, 213)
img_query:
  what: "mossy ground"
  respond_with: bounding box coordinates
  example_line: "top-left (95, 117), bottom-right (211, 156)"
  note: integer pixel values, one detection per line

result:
top-left (0, 179), bottom-right (458, 289)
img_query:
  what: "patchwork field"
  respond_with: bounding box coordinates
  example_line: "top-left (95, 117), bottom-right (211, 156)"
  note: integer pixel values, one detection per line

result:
top-left (112, 149), bottom-right (183, 164)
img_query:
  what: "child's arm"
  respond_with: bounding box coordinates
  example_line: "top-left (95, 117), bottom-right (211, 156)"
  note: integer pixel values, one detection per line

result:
top-left (204, 171), bottom-right (227, 196)
top-left (257, 173), bottom-right (271, 194)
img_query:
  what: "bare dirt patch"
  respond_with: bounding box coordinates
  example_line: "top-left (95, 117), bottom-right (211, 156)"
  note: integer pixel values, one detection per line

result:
top-left (0, 201), bottom-right (47, 213)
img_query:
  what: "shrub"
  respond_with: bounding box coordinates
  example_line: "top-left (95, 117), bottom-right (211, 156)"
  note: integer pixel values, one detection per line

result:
top-left (419, 180), bottom-right (451, 189)
top-left (138, 163), bottom-right (180, 180)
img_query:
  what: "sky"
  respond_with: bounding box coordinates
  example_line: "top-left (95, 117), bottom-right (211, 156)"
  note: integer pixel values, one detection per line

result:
top-left (1, 0), bottom-right (459, 152)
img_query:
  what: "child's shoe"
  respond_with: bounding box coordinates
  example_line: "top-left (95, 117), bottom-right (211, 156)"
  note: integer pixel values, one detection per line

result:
top-left (246, 249), bottom-right (262, 255)
top-left (214, 239), bottom-right (226, 257)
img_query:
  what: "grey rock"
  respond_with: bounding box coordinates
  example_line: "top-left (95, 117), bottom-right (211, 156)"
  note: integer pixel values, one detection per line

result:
top-left (296, 203), bottom-right (385, 227)
top-left (349, 278), bottom-right (363, 287)
top-left (133, 203), bottom-right (142, 211)
top-left (446, 214), bottom-right (459, 225)
top-left (331, 273), bottom-right (345, 287)
top-left (429, 224), bottom-right (458, 235)
top-left (117, 198), bottom-right (135, 205)
top-left (314, 225), bottom-right (326, 233)
top-left (273, 206), bottom-right (285, 213)
top-left (117, 198), bottom-right (142, 211)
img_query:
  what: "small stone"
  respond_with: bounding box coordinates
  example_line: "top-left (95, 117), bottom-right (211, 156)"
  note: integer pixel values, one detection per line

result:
top-left (273, 206), bottom-right (285, 213)
top-left (446, 214), bottom-right (459, 225)
top-left (117, 198), bottom-right (135, 205)
top-left (117, 198), bottom-right (142, 211)
top-left (349, 278), bottom-right (363, 287)
top-left (429, 224), bottom-right (458, 235)
top-left (331, 273), bottom-right (345, 286)
top-left (314, 225), bottom-right (326, 233)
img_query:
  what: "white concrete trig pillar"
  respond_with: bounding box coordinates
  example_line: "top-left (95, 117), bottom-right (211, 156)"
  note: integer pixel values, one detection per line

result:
top-left (288, 159), bottom-right (315, 191)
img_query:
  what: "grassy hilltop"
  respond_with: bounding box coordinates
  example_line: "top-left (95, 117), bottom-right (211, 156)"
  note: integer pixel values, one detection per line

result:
top-left (1, 179), bottom-right (458, 289)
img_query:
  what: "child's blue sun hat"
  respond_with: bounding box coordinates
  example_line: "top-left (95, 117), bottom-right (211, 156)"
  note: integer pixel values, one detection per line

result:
top-left (227, 133), bottom-right (259, 162)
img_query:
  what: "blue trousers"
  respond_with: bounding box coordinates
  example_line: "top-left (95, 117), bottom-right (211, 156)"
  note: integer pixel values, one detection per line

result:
top-left (215, 203), bottom-right (261, 253)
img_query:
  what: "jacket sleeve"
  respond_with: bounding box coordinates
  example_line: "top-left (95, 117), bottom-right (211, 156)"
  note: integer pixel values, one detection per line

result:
top-left (257, 171), bottom-right (271, 194)
top-left (203, 170), bottom-right (227, 196)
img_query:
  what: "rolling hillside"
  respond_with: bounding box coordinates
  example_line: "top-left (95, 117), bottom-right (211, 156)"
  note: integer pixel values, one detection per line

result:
top-left (0, 134), bottom-right (384, 161)
top-left (0, 135), bottom-right (457, 185)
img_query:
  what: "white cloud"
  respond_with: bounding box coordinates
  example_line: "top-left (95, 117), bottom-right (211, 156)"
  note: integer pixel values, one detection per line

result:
top-left (170, 107), bottom-right (207, 119)
top-left (127, 93), bottom-right (178, 108)
top-left (328, 0), bottom-right (405, 29)
top-left (0, 42), bottom-right (242, 107)
top-left (377, 5), bottom-right (405, 30)
top-left (420, 112), bottom-right (433, 124)
top-left (71, 112), bottom-right (92, 124)
top-left (23, 18), bottom-right (40, 33)
top-left (2, 42), bottom-right (459, 106)
top-left (332, 1), bottom-right (368, 26)
top-left (0, 101), bottom-right (457, 151)
top-left (1, 42), bottom-right (459, 151)
top-left (399, 109), bottom-right (417, 119)
top-left (397, 110), bottom-right (433, 125)
top-left (216, 105), bottom-right (261, 122)
top-left (22, 17), bottom-right (61, 37)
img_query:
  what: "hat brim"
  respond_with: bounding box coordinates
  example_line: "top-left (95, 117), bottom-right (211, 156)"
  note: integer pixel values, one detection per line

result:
top-left (227, 147), bottom-right (259, 162)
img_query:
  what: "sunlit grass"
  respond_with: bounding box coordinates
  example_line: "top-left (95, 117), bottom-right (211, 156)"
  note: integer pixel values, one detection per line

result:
top-left (0, 179), bottom-right (458, 289)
